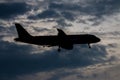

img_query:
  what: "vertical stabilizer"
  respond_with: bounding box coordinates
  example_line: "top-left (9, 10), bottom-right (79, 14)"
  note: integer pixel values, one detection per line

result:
top-left (15, 23), bottom-right (32, 38)
top-left (57, 28), bottom-right (67, 36)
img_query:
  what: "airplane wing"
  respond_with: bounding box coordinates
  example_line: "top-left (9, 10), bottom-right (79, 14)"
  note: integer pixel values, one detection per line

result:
top-left (56, 29), bottom-right (73, 51)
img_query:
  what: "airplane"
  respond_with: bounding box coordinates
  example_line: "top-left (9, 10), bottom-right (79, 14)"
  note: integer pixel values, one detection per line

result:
top-left (14, 23), bottom-right (101, 52)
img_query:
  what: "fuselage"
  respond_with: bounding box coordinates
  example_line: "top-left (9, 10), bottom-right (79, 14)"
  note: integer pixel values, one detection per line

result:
top-left (14, 23), bottom-right (101, 51)
top-left (15, 34), bottom-right (101, 46)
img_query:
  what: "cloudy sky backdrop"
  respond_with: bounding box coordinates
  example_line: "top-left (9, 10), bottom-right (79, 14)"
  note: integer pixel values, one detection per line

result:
top-left (0, 0), bottom-right (120, 80)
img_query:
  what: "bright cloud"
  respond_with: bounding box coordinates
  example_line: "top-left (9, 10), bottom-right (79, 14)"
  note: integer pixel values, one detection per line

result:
top-left (0, 0), bottom-right (120, 80)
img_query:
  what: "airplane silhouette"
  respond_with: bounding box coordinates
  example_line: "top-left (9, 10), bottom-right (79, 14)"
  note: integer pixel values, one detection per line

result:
top-left (14, 23), bottom-right (101, 52)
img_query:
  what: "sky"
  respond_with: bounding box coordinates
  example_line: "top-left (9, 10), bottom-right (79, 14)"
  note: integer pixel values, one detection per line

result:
top-left (0, 0), bottom-right (120, 80)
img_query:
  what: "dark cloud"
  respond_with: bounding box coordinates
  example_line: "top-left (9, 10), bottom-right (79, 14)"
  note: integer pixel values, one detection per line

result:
top-left (0, 26), bottom-right (6, 32)
top-left (61, 11), bottom-right (75, 21)
top-left (28, 2), bottom-right (77, 21)
top-left (49, 2), bottom-right (80, 11)
top-left (28, 0), bottom-right (120, 27)
top-left (49, 0), bottom-right (120, 16)
top-left (86, 0), bottom-right (120, 16)
top-left (0, 25), bottom-right (18, 38)
top-left (0, 40), bottom-right (107, 80)
top-left (0, 2), bottom-right (31, 19)
top-left (0, 0), bottom-right (25, 3)
top-left (47, 70), bottom-right (77, 80)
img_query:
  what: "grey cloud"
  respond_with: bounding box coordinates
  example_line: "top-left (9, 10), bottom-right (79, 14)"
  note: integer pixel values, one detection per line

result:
top-left (28, 9), bottom-right (60, 19)
top-left (49, 2), bottom-right (81, 11)
top-left (47, 70), bottom-right (77, 80)
top-left (28, 2), bottom-right (77, 21)
top-left (28, 0), bottom-right (120, 26)
top-left (0, 26), bottom-right (6, 32)
top-left (0, 2), bottom-right (31, 19)
top-left (56, 19), bottom-right (72, 27)
top-left (61, 11), bottom-right (75, 21)
top-left (0, 25), bottom-right (18, 38)
top-left (49, 0), bottom-right (120, 17)
top-left (87, 0), bottom-right (120, 16)
top-left (0, 0), bottom-right (25, 3)
top-left (0, 40), bottom-right (107, 80)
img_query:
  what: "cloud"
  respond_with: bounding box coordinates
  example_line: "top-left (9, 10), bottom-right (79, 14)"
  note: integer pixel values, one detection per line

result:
top-left (0, 0), bottom-right (120, 80)
top-left (0, 0), bottom-right (30, 3)
top-left (87, 0), bottom-right (120, 16)
top-left (27, 0), bottom-right (120, 27)
top-left (0, 40), bottom-right (108, 80)
top-left (28, 9), bottom-right (60, 19)
top-left (28, 2), bottom-right (77, 21)
top-left (0, 2), bottom-right (31, 19)
top-left (49, 0), bottom-right (120, 17)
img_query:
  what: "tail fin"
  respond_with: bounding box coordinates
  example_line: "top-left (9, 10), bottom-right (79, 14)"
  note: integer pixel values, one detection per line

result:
top-left (15, 23), bottom-right (32, 38)
top-left (57, 28), bottom-right (67, 36)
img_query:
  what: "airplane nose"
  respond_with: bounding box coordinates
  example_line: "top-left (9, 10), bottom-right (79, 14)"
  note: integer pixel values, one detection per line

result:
top-left (96, 37), bottom-right (101, 42)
